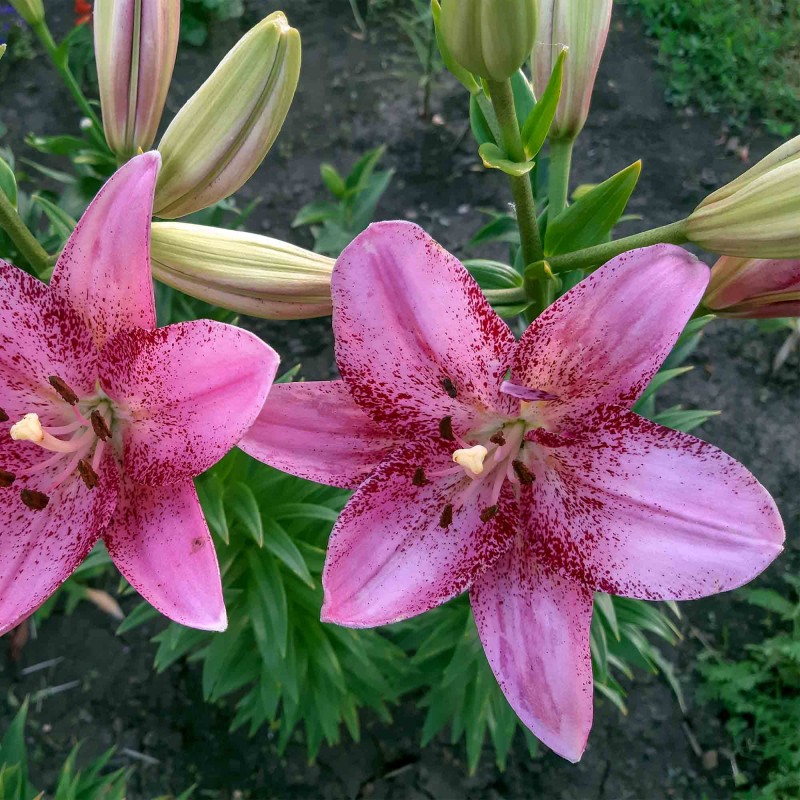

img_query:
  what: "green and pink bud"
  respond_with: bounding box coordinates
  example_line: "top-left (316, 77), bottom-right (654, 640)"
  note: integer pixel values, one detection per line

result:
top-left (94, 0), bottom-right (180, 159)
top-left (703, 256), bottom-right (800, 319)
top-left (149, 222), bottom-right (334, 320)
top-left (686, 136), bottom-right (800, 258)
top-left (532, 0), bottom-right (612, 141)
top-left (153, 11), bottom-right (301, 219)
top-left (440, 0), bottom-right (538, 82)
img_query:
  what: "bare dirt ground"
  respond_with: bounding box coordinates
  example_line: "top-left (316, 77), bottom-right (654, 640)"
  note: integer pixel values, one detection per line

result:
top-left (1, 1), bottom-right (797, 797)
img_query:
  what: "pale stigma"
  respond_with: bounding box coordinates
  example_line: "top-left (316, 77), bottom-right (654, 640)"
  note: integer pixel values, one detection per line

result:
top-left (10, 413), bottom-right (44, 443)
top-left (452, 444), bottom-right (489, 476)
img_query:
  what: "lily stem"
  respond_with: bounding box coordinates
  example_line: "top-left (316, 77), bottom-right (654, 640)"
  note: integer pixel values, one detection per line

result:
top-left (548, 219), bottom-right (690, 274)
top-left (31, 21), bottom-right (107, 149)
top-left (486, 79), bottom-right (547, 313)
top-left (547, 138), bottom-right (573, 220)
top-left (0, 188), bottom-right (52, 276)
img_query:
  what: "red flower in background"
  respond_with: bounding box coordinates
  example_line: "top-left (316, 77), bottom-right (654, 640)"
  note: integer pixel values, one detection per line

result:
top-left (75, 0), bottom-right (92, 26)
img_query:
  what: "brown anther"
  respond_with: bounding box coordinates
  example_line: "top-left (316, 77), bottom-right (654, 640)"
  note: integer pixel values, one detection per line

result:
top-left (512, 459), bottom-right (536, 485)
top-left (21, 488), bottom-right (49, 510)
top-left (0, 469), bottom-right (15, 488)
top-left (439, 415), bottom-right (455, 441)
top-left (0, 408), bottom-right (8, 423)
top-left (77, 458), bottom-right (99, 489)
top-left (412, 467), bottom-right (428, 487)
top-left (439, 504), bottom-right (453, 528)
top-left (90, 410), bottom-right (112, 442)
top-left (49, 375), bottom-right (79, 405)
top-left (442, 377), bottom-right (458, 398)
top-left (480, 505), bottom-right (498, 522)
top-left (489, 431), bottom-right (506, 446)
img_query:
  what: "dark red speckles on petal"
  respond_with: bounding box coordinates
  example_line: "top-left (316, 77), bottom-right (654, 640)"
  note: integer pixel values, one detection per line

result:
top-left (321, 441), bottom-right (520, 628)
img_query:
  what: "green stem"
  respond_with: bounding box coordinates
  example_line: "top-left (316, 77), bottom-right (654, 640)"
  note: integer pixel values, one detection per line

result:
top-left (486, 79), bottom-right (546, 311)
top-left (0, 189), bottom-right (51, 276)
top-left (486, 79), bottom-right (543, 266)
top-left (31, 21), bottom-right (106, 148)
top-left (484, 286), bottom-right (528, 306)
top-left (547, 138), bottom-right (573, 220)
top-left (548, 219), bottom-right (690, 274)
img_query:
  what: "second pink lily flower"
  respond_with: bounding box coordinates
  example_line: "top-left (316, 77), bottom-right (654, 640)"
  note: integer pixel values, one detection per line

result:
top-left (0, 153), bottom-right (279, 636)
top-left (242, 221), bottom-right (784, 762)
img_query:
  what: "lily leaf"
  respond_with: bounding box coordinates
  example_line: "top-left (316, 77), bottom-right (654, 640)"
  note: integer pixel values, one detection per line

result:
top-left (478, 143), bottom-right (534, 177)
top-left (544, 160), bottom-right (642, 256)
top-left (0, 157), bottom-right (17, 207)
top-left (522, 48), bottom-right (566, 159)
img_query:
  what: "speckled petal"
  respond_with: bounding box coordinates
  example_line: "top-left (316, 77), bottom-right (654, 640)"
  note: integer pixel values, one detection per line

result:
top-left (49, 153), bottom-right (160, 349)
top-left (100, 319), bottom-right (278, 486)
top-left (0, 446), bottom-right (119, 635)
top-left (239, 380), bottom-right (401, 489)
top-left (512, 246), bottom-right (709, 415)
top-left (332, 222), bottom-right (517, 438)
top-left (471, 546), bottom-right (594, 762)
top-left (0, 260), bottom-right (98, 422)
top-left (525, 407), bottom-right (785, 600)
top-left (321, 441), bottom-right (518, 628)
top-left (103, 477), bottom-right (226, 631)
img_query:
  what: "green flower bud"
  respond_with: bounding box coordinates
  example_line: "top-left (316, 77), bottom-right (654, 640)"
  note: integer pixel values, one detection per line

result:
top-left (440, 0), bottom-right (538, 82)
top-left (9, 0), bottom-right (44, 25)
top-left (150, 222), bottom-right (333, 320)
top-left (686, 136), bottom-right (800, 258)
top-left (153, 12), bottom-right (301, 219)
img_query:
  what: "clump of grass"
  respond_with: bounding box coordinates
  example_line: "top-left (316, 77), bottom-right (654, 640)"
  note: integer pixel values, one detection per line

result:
top-left (626, 0), bottom-right (800, 136)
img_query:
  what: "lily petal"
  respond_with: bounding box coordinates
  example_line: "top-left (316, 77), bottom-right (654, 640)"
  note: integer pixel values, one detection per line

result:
top-left (101, 319), bottom-right (278, 486)
top-left (0, 261), bottom-right (98, 420)
top-left (0, 447), bottom-right (119, 635)
top-left (513, 246), bottom-right (709, 414)
top-left (471, 546), bottom-right (594, 762)
top-left (333, 222), bottom-right (517, 437)
top-left (322, 441), bottom-right (518, 627)
top-left (239, 380), bottom-right (401, 489)
top-left (527, 408), bottom-right (785, 600)
top-left (104, 477), bottom-right (226, 631)
top-left (49, 153), bottom-right (160, 348)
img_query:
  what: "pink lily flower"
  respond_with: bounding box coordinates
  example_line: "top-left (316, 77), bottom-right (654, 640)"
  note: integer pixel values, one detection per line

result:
top-left (241, 221), bottom-right (784, 761)
top-left (0, 153), bottom-right (278, 635)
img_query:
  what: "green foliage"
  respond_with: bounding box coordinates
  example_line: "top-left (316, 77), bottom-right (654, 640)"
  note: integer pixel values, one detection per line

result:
top-left (0, 700), bottom-right (191, 799)
top-left (121, 450), bottom-right (406, 760)
top-left (292, 147), bottom-right (395, 256)
top-left (627, 0), bottom-right (800, 136)
top-left (180, 0), bottom-right (245, 47)
top-left (697, 575), bottom-right (800, 798)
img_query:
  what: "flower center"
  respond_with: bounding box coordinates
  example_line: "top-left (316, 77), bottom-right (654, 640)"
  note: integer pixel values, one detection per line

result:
top-left (1, 376), bottom-right (117, 510)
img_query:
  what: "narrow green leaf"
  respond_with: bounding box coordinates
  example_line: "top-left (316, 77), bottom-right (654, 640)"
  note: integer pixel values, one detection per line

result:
top-left (345, 146), bottom-right (385, 192)
top-left (469, 93), bottom-right (495, 146)
top-left (0, 699), bottom-right (29, 782)
top-left (463, 258), bottom-right (523, 290)
top-left (478, 143), bottom-right (534, 177)
top-left (0, 157), bottom-right (17, 207)
top-left (510, 69), bottom-right (535, 131)
top-left (544, 161), bottom-right (642, 256)
top-left (291, 200), bottom-right (339, 228)
top-left (229, 482), bottom-right (264, 546)
top-left (31, 195), bottom-right (77, 241)
top-left (594, 592), bottom-right (621, 641)
top-left (263, 519), bottom-right (315, 588)
top-left (522, 48), bottom-right (566, 159)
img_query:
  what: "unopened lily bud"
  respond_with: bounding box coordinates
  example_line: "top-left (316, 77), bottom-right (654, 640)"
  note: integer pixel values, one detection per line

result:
top-left (686, 136), bottom-right (800, 258)
top-left (532, 0), bottom-right (612, 141)
top-left (154, 12), bottom-right (301, 219)
top-left (94, 0), bottom-right (180, 158)
top-left (150, 222), bottom-right (333, 320)
top-left (9, 0), bottom-right (44, 24)
top-left (703, 255), bottom-right (800, 319)
top-left (440, 0), bottom-right (538, 82)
